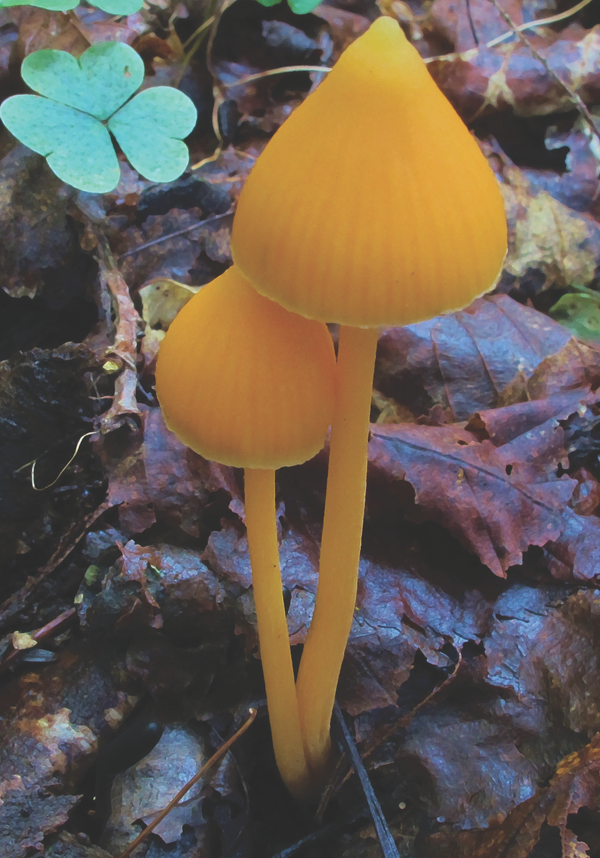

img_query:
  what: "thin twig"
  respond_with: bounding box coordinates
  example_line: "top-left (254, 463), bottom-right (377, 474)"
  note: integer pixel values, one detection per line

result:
top-left (0, 608), bottom-right (77, 675)
top-left (486, 0), bottom-right (594, 46)
top-left (118, 209), bottom-right (233, 258)
top-left (465, 0), bottom-right (479, 46)
top-left (334, 703), bottom-right (401, 858)
top-left (485, 0), bottom-right (600, 142)
top-left (117, 709), bottom-right (257, 858)
top-left (221, 65), bottom-right (332, 87)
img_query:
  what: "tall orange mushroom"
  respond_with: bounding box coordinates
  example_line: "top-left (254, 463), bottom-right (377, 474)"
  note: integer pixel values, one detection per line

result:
top-left (155, 266), bottom-right (336, 799)
top-left (231, 17), bottom-right (507, 781)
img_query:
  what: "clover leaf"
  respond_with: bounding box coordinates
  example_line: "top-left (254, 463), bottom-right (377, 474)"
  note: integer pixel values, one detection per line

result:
top-left (0, 42), bottom-right (197, 194)
top-left (254, 0), bottom-right (322, 14)
top-left (0, 0), bottom-right (143, 14)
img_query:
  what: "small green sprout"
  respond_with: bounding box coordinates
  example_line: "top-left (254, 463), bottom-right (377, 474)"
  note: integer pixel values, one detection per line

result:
top-left (0, 41), bottom-right (197, 193)
top-left (0, 0), bottom-right (143, 14)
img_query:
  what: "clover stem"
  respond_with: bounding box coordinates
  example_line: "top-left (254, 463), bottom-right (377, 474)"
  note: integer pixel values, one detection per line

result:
top-left (244, 467), bottom-right (314, 800)
top-left (295, 325), bottom-right (379, 782)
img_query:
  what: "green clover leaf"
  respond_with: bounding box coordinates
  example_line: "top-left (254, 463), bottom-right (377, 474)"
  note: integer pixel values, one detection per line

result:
top-left (0, 95), bottom-right (120, 192)
top-left (0, 0), bottom-right (143, 13)
top-left (21, 42), bottom-right (144, 121)
top-left (108, 88), bottom-right (198, 183)
top-left (0, 42), bottom-right (198, 193)
top-left (254, 0), bottom-right (322, 13)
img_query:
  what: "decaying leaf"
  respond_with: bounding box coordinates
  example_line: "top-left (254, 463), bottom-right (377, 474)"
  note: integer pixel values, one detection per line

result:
top-left (370, 390), bottom-right (600, 579)
top-left (102, 724), bottom-right (211, 854)
top-left (428, 24), bottom-right (600, 120)
top-left (374, 294), bottom-right (573, 422)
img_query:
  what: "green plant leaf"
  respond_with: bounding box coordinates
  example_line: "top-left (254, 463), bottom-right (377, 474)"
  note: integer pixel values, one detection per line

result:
top-left (108, 87), bottom-right (197, 183)
top-left (287, 0), bottom-right (322, 12)
top-left (0, 0), bottom-right (77, 8)
top-left (91, 0), bottom-right (143, 13)
top-left (549, 292), bottom-right (600, 341)
top-left (88, 0), bottom-right (143, 15)
top-left (21, 41), bottom-right (144, 121)
top-left (0, 95), bottom-right (120, 193)
top-left (0, 41), bottom-right (196, 192)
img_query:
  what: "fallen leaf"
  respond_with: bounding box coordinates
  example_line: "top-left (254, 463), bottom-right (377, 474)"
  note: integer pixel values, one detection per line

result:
top-left (374, 294), bottom-right (572, 422)
top-left (0, 789), bottom-right (80, 858)
top-left (369, 389), bottom-right (599, 578)
top-left (428, 25), bottom-right (600, 121)
top-left (102, 724), bottom-right (211, 853)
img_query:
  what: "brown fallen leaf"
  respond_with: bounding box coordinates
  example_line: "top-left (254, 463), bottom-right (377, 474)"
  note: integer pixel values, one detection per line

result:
top-left (45, 832), bottom-right (115, 858)
top-left (0, 790), bottom-right (80, 858)
top-left (0, 146), bottom-right (79, 302)
top-left (369, 389), bottom-right (600, 578)
top-left (119, 209), bottom-right (233, 293)
top-left (422, 0), bottom-right (525, 54)
top-left (496, 144), bottom-right (600, 298)
top-left (420, 726), bottom-right (600, 857)
top-left (102, 725), bottom-right (212, 854)
top-left (101, 407), bottom-right (240, 537)
top-left (374, 294), bottom-right (572, 422)
top-left (428, 24), bottom-right (600, 121)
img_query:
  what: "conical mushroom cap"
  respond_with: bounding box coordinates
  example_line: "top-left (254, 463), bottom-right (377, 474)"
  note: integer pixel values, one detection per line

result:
top-left (155, 266), bottom-right (336, 469)
top-left (231, 17), bottom-right (507, 328)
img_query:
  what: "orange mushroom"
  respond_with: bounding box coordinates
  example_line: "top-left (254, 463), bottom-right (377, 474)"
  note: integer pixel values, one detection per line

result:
top-left (231, 17), bottom-right (507, 781)
top-left (155, 265), bottom-right (336, 799)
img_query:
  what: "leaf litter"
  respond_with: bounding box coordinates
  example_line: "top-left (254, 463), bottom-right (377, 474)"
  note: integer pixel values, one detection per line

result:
top-left (4, 0), bottom-right (600, 856)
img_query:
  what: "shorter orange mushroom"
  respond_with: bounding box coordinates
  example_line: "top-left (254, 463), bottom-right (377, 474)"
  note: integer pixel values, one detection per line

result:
top-left (155, 265), bottom-right (336, 800)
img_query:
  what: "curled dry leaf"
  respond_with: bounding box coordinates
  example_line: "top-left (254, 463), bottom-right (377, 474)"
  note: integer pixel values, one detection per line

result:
top-left (496, 145), bottom-right (600, 298)
top-left (97, 257), bottom-right (143, 434)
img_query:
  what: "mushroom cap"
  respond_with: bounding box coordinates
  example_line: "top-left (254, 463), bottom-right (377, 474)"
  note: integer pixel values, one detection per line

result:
top-left (231, 17), bottom-right (507, 328)
top-left (155, 266), bottom-right (336, 469)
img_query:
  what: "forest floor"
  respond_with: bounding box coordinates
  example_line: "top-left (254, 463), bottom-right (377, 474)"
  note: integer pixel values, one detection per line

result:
top-left (2, 0), bottom-right (600, 856)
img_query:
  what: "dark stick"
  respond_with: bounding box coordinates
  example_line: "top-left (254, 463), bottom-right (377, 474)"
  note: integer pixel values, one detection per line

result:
top-left (466, 0), bottom-right (479, 46)
top-left (118, 209), bottom-right (233, 258)
top-left (333, 702), bottom-right (401, 858)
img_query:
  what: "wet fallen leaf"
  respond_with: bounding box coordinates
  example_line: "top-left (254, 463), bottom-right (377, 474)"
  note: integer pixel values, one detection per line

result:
top-left (428, 24), bottom-right (600, 121)
top-left (370, 389), bottom-right (600, 579)
top-left (102, 724), bottom-right (211, 853)
top-left (374, 294), bottom-right (572, 422)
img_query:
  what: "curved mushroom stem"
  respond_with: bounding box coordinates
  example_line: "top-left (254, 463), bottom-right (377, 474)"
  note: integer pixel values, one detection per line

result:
top-left (295, 325), bottom-right (379, 782)
top-left (244, 467), bottom-right (314, 801)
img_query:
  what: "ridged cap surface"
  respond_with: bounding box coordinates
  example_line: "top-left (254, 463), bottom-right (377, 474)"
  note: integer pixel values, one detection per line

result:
top-left (231, 17), bottom-right (507, 328)
top-left (155, 266), bottom-right (336, 469)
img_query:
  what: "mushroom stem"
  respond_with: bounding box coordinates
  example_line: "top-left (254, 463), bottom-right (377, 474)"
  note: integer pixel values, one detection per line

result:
top-left (296, 325), bottom-right (379, 781)
top-left (244, 467), bottom-right (314, 800)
